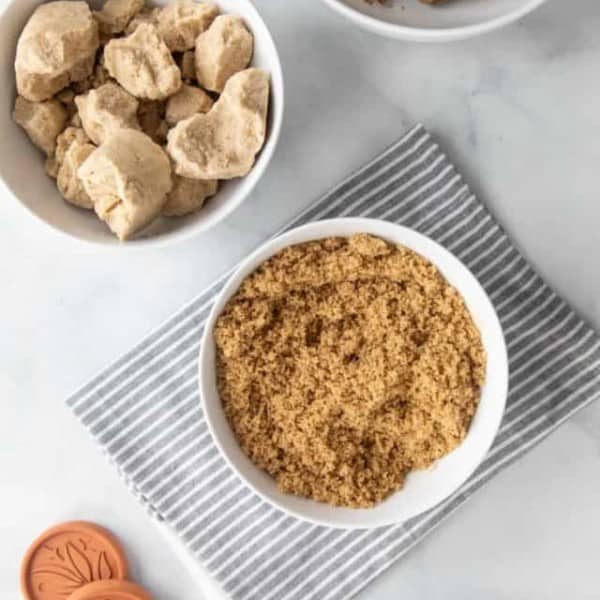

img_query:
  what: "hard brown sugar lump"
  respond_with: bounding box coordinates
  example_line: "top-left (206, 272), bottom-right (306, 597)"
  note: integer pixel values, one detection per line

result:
top-left (167, 68), bottom-right (269, 179)
top-left (104, 23), bottom-right (182, 100)
top-left (162, 176), bottom-right (217, 216)
top-left (55, 127), bottom-right (91, 165)
top-left (13, 97), bottom-right (68, 156)
top-left (57, 140), bottom-right (96, 209)
top-left (137, 100), bottom-right (168, 144)
top-left (71, 62), bottom-right (113, 95)
top-left (124, 6), bottom-right (160, 34)
top-left (45, 126), bottom-right (92, 178)
top-left (94, 0), bottom-right (145, 35)
top-left (78, 129), bottom-right (172, 240)
top-left (156, 1), bottom-right (219, 52)
top-left (215, 235), bottom-right (486, 508)
top-left (194, 15), bottom-right (253, 93)
top-left (15, 2), bottom-right (99, 102)
top-left (75, 82), bottom-right (140, 144)
top-left (165, 84), bottom-right (213, 125)
top-left (44, 125), bottom-right (90, 184)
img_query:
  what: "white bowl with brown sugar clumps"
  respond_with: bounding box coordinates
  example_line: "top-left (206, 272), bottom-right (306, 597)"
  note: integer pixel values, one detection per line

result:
top-left (0, 0), bottom-right (283, 246)
top-left (199, 218), bottom-right (508, 528)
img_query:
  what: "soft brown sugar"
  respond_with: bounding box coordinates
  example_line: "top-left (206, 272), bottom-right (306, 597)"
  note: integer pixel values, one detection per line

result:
top-left (214, 234), bottom-right (485, 508)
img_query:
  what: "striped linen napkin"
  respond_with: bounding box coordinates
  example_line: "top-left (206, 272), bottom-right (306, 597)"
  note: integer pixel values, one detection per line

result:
top-left (67, 124), bottom-right (600, 600)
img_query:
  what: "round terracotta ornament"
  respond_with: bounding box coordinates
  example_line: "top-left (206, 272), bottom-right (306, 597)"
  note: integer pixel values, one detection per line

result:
top-left (21, 521), bottom-right (129, 600)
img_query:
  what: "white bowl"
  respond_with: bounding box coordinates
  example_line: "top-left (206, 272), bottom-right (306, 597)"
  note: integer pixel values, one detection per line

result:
top-left (0, 0), bottom-right (284, 247)
top-left (199, 218), bottom-right (508, 528)
top-left (319, 0), bottom-right (548, 42)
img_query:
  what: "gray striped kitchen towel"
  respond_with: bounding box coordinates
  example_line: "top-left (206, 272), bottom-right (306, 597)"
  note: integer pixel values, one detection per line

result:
top-left (67, 124), bottom-right (600, 600)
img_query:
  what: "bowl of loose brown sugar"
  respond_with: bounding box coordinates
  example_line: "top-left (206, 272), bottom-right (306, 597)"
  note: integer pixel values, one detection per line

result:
top-left (199, 218), bottom-right (508, 528)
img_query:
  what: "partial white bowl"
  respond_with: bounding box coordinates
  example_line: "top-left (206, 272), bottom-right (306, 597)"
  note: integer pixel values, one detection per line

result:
top-left (0, 0), bottom-right (284, 247)
top-left (199, 218), bottom-right (508, 528)
top-left (319, 0), bottom-right (548, 42)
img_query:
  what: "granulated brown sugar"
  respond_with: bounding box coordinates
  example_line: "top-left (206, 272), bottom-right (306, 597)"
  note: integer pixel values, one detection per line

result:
top-left (215, 234), bottom-right (485, 508)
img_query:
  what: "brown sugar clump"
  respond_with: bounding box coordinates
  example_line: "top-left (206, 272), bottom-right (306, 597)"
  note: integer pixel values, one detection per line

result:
top-left (214, 234), bottom-right (486, 508)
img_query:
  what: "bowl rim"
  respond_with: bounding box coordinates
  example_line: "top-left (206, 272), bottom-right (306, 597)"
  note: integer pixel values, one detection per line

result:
top-left (0, 0), bottom-right (285, 249)
top-left (318, 0), bottom-right (548, 42)
top-left (198, 217), bottom-right (509, 528)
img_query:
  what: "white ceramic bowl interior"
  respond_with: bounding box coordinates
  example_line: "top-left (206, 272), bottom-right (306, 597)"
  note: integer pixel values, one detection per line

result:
top-left (0, 0), bottom-right (284, 247)
top-left (199, 218), bottom-right (508, 528)
top-left (320, 0), bottom-right (548, 42)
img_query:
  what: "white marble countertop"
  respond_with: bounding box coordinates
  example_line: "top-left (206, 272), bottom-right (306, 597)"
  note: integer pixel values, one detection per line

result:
top-left (2, 0), bottom-right (600, 598)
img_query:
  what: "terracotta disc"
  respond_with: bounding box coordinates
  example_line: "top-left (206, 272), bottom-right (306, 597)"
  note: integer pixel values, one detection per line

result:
top-left (67, 580), bottom-right (153, 600)
top-left (21, 521), bottom-right (129, 600)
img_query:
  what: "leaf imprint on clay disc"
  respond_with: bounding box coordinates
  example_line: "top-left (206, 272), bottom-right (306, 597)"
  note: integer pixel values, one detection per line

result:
top-left (97, 550), bottom-right (113, 579)
top-left (66, 541), bottom-right (93, 583)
